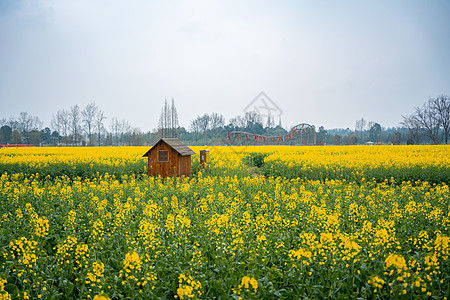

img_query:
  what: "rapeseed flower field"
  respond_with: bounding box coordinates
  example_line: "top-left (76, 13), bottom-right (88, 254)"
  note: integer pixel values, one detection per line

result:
top-left (0, 145), bottom-right (449, 299)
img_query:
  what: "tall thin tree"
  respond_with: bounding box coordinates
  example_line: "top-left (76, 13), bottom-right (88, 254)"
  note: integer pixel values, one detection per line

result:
top-left (413, 101), bottom-right (441, 144)
top-left (69, 105), bottom-right (81, 145)
top-left (430, 95), bottom-right (450, 144)
top-left (82, 102), bottom-right (98, 145)
top-left (95, 110), bottom-right (106, 146)
top-left (355, 118), bottom-right (366, 142)
top-left (158, 98), bottom-right (179, 138)
top-left (171, 97), bottom-right (179, 138)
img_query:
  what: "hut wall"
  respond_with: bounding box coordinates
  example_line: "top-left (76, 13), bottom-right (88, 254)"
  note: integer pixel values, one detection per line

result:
top-left (148, 142), bottom-right (179, 178)
top-left (178, 155), bottom-right (191, 177)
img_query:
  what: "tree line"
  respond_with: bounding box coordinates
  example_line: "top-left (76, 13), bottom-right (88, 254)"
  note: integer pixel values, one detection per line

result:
top-left (321, 94), bottom-right (449, 146)
top-left (1, 94), bottom-right (448, 146)
top-left (0, 103), bottom-right (141, 146)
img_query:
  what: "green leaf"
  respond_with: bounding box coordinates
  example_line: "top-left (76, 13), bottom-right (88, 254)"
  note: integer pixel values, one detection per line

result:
top-left (4, 283), bottom-right (19, 295)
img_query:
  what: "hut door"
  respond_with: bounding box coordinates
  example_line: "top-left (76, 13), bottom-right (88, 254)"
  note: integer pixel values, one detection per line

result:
top-left (157, 150), bottom-right (169, 178)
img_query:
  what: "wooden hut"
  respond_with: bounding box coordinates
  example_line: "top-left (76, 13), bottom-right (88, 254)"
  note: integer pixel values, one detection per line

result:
top-left (142, 138), bottom-right (195, 178)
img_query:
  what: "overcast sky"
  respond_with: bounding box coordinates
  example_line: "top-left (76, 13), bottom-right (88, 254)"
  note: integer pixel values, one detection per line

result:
top-left (1, 0), bottom-right (449, 132)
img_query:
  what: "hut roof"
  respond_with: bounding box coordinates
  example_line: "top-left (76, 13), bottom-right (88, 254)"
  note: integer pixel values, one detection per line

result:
top-left (142, 138), bottom-right (195, 157)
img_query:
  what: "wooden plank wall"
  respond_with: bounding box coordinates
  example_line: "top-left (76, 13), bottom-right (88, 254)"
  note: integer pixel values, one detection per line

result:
top-left (148, 142), bottom-right (179, 177)
top-left (178, 155), bottom-right (191, 177)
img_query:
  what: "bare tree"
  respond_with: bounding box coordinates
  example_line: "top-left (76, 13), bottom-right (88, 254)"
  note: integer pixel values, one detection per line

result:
top-left (164, 100), bottom-right (170, 137)
top-left (51, 110), bottom-right (68, 143)
top-left (82, 102), bottom-right (98, 145)
top-left (109, 117), bottom-right (120, 146)
top-left (430, 95), bottom-right (450, 144)
top-left (244, 111), bottom-right (262, 126)
top-left (18, 112), bottom-right (33, 136)
top-left (355, 118), bottom-right (366, 142)
top-left (129, 127), bottom-right (143, 146)
top-left (59, 110), bottom-right (70, 144)
top-left (34, 117), bottom-right (43, 131)
top-left (95, 110), bottom-right (106, 146)
top-left (416, 101), bottom-right (442, 144)
top-left (7, 116), bottom-right (19, 131)
top-left (158, 99), bottom-right (169, 138)
top-left (51, 110), bottom-right (68, 141)
top-left (401, 114), bottom-right (422, 144)
top-left (189, 118), bottom-right (201, 134)
top-left (229, 115), bottom-right (246, 128)
top-left (391, 130), bottom-right (403, 145)
top-left (210, 113), bottom-right (225, 131)
top-left (158, 98), bottom-right (179, 138)
top-left (171, 98), bottom-right (179, 138)
top-left (108, 117), bottom-right (131, 145)
top-left (119, 119), bottom-right (131, 145)
top-left (51, 114), bottom-right (61, 136)
top-left (69, 105), bottom-right (82, 145)
top-left (190, 114), bottom-right (210, 134)
top-left (17, 112), bottom-right (41, 143)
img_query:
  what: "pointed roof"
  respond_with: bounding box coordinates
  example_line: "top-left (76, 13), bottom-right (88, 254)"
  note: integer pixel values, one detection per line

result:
top-left (143, 138), bottom-right (195, 157)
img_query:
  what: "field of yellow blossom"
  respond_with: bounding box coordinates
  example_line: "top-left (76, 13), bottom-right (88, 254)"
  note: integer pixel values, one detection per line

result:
top-left (1, 145), bottom-right (449, 182)
top-left (0, 145), bottom-right (449, 299)
top-left (260, 145), bottom-right (450, 183)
